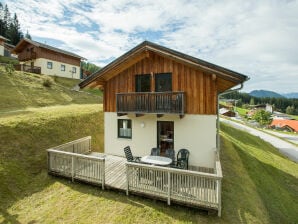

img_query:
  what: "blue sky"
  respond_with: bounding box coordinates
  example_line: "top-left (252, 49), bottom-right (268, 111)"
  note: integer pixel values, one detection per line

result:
top-left (5, 0), bottom-right (298, 93)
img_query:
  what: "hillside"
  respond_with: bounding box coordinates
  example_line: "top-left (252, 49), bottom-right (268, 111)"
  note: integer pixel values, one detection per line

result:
top-left (249, 90), bottom-right (284, 98)
top-left (0, 66), bottom-right (102, 112)
top-left (0, 104), bottom-right (297, 223)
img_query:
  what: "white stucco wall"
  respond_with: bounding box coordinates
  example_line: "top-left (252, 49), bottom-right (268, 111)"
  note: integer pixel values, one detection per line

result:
top-left (104, 112), bottom-right (217, 168)
top-left (24, 58), bottom-right (80, 79)
top-left (0, 45), bottom-right (4, 56)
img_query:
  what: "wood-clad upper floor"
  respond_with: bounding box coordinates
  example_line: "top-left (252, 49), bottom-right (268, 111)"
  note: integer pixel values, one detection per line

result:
top-left (13, 38), bottom-right (83, 66)
top-left (80, 41), bottom-right (249, 115)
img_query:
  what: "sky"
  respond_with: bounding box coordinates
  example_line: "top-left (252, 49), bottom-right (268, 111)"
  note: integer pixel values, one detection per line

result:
top-left (5, 0), bottom-right (298, 93)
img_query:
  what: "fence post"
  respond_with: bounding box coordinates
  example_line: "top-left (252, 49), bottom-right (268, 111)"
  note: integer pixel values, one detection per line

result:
top-left (102, 159), bottom-right (105, 190)
top-left (167, 171), bottom-right (171, 205)
top-left (126, 164), bottom-right (129, 196)
top-left (218, 179), bottom-right (222, 217)
top-left (71, 156), bottom-right (75, 182)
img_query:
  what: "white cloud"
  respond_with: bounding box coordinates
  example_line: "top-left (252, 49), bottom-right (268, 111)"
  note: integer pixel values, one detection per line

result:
top-left (5, 0), bottom-right (298, 93)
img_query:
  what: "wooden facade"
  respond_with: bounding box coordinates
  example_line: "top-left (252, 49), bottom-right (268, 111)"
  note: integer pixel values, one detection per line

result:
top-left (104, 52), bottom-right (217, 115)
top-left (80, 41), bottom-right (248, 116)
top-left (14, 42), bottom-right (81, 66)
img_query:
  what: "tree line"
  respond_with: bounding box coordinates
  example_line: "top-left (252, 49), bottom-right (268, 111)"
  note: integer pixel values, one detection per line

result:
top-left (223, 91), bottom-right (298, 115)
top-left (0, 3), bottom-right (31, 46)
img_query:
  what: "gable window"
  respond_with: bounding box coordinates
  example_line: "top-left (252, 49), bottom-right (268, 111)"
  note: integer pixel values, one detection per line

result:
top-left (155, 73), bottom-right (172, 92)
top-left (61, 64), bottom-right (65, 71)
top-left (135, 74), bottom-right (151, 92)
top-left (118, 119), bottom-right (132, 139)
top-left (72, 67), bottom-right (76, 73)
top-left (47, 61), bottom-right (53, 69)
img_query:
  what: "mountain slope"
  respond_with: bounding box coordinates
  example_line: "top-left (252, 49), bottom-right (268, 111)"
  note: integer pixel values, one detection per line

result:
top-left (282, 92), bottom-right (298, 99)
top-left (249, 90), bottom-right (285, 98)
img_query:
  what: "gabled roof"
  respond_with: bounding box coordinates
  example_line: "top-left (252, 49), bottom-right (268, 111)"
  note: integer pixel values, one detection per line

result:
top-left (79, 41), bottom-right (249, 90)
top-left (13, 38), bottom-right (85, 60)
top-left (271, 119), bottom-right (298, 132)
top-left (0, 35), bottom-right (9, 41)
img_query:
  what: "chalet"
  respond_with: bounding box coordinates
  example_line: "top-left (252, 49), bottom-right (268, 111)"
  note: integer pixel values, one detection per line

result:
top-left (270, 119), bottom-right (298, 132)
top-left (12, 38), bottom-right (85, 79)
top-left (46, 41), bottom-right (249, 216)
top-left (0, 35), bottom-right (9, 56)
top-left (79, 41), bottom-right (248, 169)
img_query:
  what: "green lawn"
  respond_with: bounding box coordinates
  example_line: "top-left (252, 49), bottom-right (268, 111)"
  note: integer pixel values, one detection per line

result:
top-left (235, 107), bottom-right (249, 117)
top-left (0, 104), bottom-right (297, 223)
top-left (0, 56), bottom-right (19, 65)
top-left (0, 67), bottom-right (102, 112)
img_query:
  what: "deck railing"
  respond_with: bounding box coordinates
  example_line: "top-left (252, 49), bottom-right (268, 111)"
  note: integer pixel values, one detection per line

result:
top-left (14, 64), bottom-right (41, 74)
top-left (47, 136), bottom-right (105, 188)
top-left (126, 154), bottom-right (222, 216)
top-left (116, 92), bottom-right (185, 115)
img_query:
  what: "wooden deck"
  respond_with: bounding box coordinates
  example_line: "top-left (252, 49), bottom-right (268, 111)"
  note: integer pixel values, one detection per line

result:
top-left (47, 137), bottom-right (222, 216)
top-left (90, 153), bottom-right (127, 190)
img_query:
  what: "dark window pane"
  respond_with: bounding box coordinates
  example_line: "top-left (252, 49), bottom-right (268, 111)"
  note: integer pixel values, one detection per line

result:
top-left (135, 74), bottom-right (151, 92)
top-left (155, 73), bottom-right (172, 92)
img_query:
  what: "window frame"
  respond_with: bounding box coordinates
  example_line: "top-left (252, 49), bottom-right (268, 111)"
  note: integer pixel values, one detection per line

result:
top-left (118, 119), bottom-right (132, 139)
top-left (61, 64), bottom-right (65, 71)
top-left (47, 61), bottom-right (53, 69)
top-left (135, 74), bottom-right (151, 92)
top-left (72, 67), bottom-right (76, 73)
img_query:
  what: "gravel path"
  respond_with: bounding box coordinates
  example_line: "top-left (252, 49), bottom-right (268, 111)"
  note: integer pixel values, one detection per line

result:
top-left (221, 118), bottom-right (298, 163)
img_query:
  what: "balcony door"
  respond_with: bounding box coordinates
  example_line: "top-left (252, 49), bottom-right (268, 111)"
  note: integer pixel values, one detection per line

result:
top-left (157, 121), bottom-right (174, 155)
top-left (135, 74), bottom-right (151, 92)
top-left (155, 73), bottom-right (172, 92)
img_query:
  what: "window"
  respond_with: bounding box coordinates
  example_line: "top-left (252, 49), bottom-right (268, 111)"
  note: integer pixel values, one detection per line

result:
top-left (47, 61), bottom-right (53, 69)
top-left (135, 74), bottom-right (151, 92)
top-left (61, 64), bottom-right (65, 71)
top-left (72, 67), bottom-right (76, 73)
top-left (155, 73), bottom-right (172, 92)
top-left (118, 119), bottom-right (132, 139)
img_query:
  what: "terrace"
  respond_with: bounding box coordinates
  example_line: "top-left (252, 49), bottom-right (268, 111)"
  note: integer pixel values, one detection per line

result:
top-left (47, 136), bottom-right (222, 216)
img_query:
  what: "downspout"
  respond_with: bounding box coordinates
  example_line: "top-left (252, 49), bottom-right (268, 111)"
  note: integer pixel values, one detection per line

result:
top-left (216, 83), bottom-right (244, 152)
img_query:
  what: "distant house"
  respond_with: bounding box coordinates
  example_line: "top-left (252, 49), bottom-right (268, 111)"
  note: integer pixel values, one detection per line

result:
top-left (13, 38), bottom-right (85, 79)
top-left (0, 35), bottom-right (9, 56)
top-left (219, 108), bottom-right (236, 117)
top-left (270, 119), bottom-right (298, 132)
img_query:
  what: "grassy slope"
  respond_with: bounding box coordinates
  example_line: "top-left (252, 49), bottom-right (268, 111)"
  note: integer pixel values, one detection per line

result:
top-left (1, 107), bottom-right (297, 223)
top-left (0, 67), bottom-right (102, 112)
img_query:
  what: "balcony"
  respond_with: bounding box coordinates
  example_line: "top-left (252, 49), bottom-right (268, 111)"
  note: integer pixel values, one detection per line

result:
top-left (116, 92), bottom-right (185, 116)
top-left (19, 52), bottom-right (37, 61)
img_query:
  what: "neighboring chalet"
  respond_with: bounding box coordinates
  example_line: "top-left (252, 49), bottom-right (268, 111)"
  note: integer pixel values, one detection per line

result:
top-left (13, 38), bottom-right (85, 79)
top-left (79, 41), bottom-right (249, 169)
top-left (270, 119), bottom-right (298, 132)
top-left (0, 35), bottom-right (9, 56)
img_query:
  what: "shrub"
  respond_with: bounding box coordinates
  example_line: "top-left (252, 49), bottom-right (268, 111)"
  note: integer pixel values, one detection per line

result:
top-left (42, 76), bottom-right (54, 88)
top-left (5, 63), bottom-right (15, 75)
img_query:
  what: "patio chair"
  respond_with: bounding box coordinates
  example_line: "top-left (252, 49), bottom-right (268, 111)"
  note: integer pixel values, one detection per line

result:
top-left (124, 146), bottom-right (141, 162)
top-left (165, 148), bottom-right (175, 162)
top-left (176, 148), bottom-right (189, 169)
top-left (150, 147), bottom-right (160, 156)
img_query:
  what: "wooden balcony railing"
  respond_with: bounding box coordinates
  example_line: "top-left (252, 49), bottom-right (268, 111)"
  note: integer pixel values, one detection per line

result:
top-left (18, 52), bottom-right (37, 61)
top-left (14, 64), bottom-right (41, 74)
top-left (116, 92), bottom-right (185, 115)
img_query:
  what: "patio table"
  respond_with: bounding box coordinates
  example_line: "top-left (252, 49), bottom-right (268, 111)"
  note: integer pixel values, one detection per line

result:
top-left (141, 155), bottom-right (172, 166)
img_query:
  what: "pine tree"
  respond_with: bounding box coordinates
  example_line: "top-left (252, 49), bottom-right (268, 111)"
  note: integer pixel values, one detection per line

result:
top-left (25, 30), bottom-right (31, 39)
